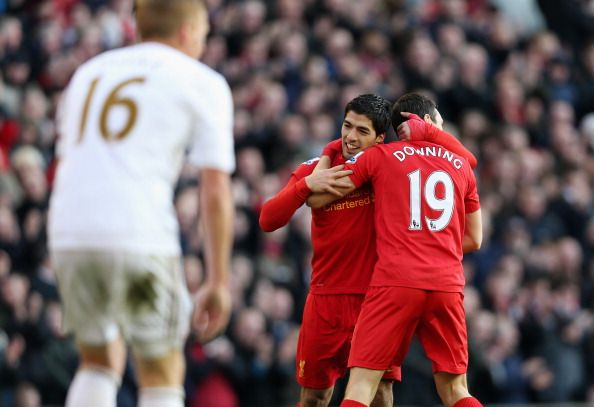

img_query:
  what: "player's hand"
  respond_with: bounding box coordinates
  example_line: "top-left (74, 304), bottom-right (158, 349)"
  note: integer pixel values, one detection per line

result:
top-left (321, 139), bottom-right (343, 161)
top-left (192, 283), bottom-right (232, 343)
top-left (305, 164), bottom-right (353, 196)
top-left (396, 112), bottom-right (427, 141)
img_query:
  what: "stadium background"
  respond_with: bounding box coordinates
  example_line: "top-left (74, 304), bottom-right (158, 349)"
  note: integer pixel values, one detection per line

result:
top-left (0, 0), bottom-right (593, 406)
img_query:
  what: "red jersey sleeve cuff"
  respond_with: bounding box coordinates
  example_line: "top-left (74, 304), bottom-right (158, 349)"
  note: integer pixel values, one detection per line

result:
top-left (465, 203), bottom-right (481, 213)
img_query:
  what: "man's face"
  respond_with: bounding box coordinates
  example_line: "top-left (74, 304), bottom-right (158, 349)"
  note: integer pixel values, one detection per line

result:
top-left (341, 111), bottom-right (384, 159)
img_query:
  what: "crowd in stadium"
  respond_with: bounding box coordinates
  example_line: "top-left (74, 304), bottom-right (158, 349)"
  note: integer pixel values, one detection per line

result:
top-left (0, 0), bottom-right (593, 406)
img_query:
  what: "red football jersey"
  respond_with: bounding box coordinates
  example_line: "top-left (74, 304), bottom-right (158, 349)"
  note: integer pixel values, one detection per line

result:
top-left (345, 141), bottom-right (480, 292)
top-left (291, 155), bottom-right (377, 294)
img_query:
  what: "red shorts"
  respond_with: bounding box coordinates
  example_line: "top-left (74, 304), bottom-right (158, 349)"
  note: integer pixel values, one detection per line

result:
top-left (349, 286), bottom-right (468, 374)
top-left (296, 293), bottom-right (401, 389)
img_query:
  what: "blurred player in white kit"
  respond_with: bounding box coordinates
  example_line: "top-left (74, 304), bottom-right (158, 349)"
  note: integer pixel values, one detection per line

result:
top-left (47, 1), bottom-right (235, 406)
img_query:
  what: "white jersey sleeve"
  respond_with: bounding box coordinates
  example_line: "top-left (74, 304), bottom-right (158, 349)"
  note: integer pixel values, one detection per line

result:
top-left (186, 74), bottom-right (235, 173)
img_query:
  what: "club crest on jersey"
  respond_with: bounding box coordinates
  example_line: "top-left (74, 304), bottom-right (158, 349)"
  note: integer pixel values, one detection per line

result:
top-left (346, 151), bottom-right (365, 164)
top-left (303, 157), bottom-right (321, 166)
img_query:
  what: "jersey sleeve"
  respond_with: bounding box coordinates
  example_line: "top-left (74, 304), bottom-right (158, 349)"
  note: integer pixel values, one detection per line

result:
top-left (429, 128), bottom-right (478, 169)
top-left (344, 148), bottom-right (375, 188)
top-left (187, 73), bottom-right (235, 173)
top-left (464, 167), bottom-right (481, 213)
top-left (259, 163), bottom-right (314, 232)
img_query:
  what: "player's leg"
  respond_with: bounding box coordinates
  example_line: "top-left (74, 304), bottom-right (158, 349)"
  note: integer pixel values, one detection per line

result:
top-left (300, 387), bottom-right (334, 407)
top-left (127, 254), bottom-right (192, 407)
top-left (418, 291), bottom-right (482, 407)
top-left (370, 360), bottom-right (399, 406)
top-left (433, 372), bottom-right (483, 407)
top-left (370, 379), bottom-right (394, 407)
top-left (134, 349), bottom-right (185, 386)
top-left (297, 294), bottom-right (357, 407)
top-left (53, 250), bottom-right (126, 407)
top-left (134, 350), bottom-right (186, 406)
top-left (344, 287), bottom-right (424, 406)
top-left (343, 367), bottom-right (384, 405)
top-left (66, 339), bottom-right (126, 407)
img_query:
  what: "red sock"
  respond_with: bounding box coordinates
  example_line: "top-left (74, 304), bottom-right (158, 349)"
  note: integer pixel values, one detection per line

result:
top-left (453, 397), bottom-right (483, 407)
top-left (340, 400), bottom-right (368, 407)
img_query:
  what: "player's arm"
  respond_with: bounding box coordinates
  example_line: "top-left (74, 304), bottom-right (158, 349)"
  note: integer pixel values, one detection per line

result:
top-left (259, 174), bottom-right (308, 232)
top-left (397, 113), bottom-right (478, 168)
top-left (260, 164), bottom-right (353, 231)
top-left (194, 168), bottom-right (234, 342)
top-left (462, 209), bottom-right (482, 253)
top-left (190, 76), bottom-right (236, 343)
top-left (306, 140), bottom-right (355, 207)
top-left (307, 174), bottom-right (356, 208)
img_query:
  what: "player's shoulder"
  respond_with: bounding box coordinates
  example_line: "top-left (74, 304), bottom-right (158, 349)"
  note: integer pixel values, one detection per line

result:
top-left (345, 144), bottom-right (385, 164)
top-left (87, 43), bottom-right (227, 87)
top-left (157, 46), bottom-right (228, 88)
top-left (166, 50), bottom-right (231, 101)
top-left (76, 45), bottom-right (133, 72)
top-left (292, 157), bottom-right (319, 177)
top-left (295, 157), bottom-right (320, 171)
top-left (301, 157), bottom-right (320, 166)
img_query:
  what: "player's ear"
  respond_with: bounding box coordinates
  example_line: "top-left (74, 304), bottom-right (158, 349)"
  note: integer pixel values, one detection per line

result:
top-left (177, 19), bottom-right (195, 47)
top-left (423, 114), bottom-right (433, 125)
top-left (375, 133), bottom-right (386, 144)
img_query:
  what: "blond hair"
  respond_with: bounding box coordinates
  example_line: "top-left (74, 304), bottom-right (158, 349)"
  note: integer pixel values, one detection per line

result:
top-left (135, 0), bottom-right (205, 39)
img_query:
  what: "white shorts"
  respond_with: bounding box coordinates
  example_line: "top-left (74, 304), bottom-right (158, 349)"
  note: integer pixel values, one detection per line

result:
top-left (52, 249), bottom-right (192, 358)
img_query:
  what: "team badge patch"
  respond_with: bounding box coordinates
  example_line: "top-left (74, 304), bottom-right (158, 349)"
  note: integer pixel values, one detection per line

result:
top-left (346, 151), bottom-right (365, 164)
top-left (303, 157), bottom-right (321, 166)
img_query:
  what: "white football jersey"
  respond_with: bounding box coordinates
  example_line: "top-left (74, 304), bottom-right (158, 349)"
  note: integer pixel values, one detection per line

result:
top-left (48, 42), bottom-right (235, 255)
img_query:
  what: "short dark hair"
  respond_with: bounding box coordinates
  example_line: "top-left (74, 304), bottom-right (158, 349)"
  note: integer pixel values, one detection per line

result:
top-left (344, 94), bottom-right (392, 135)
top-left (391, 93), bottom-right (438, 130)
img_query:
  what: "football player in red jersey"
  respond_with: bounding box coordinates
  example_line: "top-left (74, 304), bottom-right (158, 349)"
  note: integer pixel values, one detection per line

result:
top-left (260, 93), bottom-right (478, 407)
top-left (310, 93), bottom-right (484, 407)
top-left (261, 94), bottom-right (399, 407)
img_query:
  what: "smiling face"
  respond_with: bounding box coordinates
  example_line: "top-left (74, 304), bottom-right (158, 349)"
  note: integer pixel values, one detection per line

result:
top-left (340, 111), bottom-right (385, 158)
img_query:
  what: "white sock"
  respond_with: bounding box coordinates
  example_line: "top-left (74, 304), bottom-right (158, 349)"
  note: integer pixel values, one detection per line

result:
top-left (139, 387), bottom-right (185, 407)
top-left (65, 368), bottom-right (119, 407)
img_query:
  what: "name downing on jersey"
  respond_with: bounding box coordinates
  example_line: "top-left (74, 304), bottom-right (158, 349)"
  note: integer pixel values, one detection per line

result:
top-left (393, 146), bottom-right (464, 169)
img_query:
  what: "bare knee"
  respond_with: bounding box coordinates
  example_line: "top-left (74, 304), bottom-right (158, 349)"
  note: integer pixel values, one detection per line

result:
top-left (434, 372), bottom-right (471, 407)
top-left (370, 380), bottom-right (394, 407)
top-left (134, 349), bottom-right (185, 388)
top-left (300, 386), bottom-right (333, 407)
top-left (78, 336), bottom-right (126, 378)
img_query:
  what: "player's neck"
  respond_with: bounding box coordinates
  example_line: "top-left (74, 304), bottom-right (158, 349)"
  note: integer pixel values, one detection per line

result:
top-left (141, 37), bottom-right (179, 49)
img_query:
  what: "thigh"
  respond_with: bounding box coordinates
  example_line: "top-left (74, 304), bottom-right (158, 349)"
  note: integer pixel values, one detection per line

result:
top-left (53, 250), bottom-right (122, 345)
top-left (296, 294), bottom-right (361, 389)
top-left (53, 249), bottom-right (192, 358)
top-left (348, 286), bottom-right (425, 371)
top-left (122, 254), bottom-right (192, 359)
top-left (417, 291), bottom-right (468, 374)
